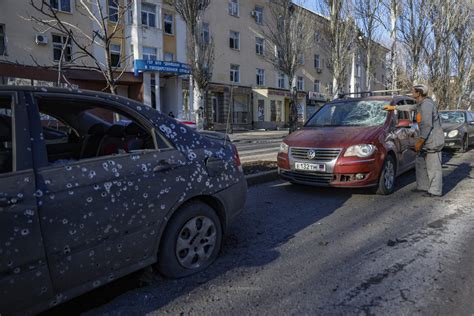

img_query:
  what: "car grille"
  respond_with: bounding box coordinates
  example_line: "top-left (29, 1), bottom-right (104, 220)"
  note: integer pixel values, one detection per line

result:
top-left (281, 170), bottom-right (334, 184)
top-left (290, 147), bottom-right (341, 162)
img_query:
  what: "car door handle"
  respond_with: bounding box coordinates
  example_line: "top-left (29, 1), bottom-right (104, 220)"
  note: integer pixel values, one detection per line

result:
top-left (0, 196), bottom-right (23, 207)
top-left (153, 160), bottom-right (178, 172)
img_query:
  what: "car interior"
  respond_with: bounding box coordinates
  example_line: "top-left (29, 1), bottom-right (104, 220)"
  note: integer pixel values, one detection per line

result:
top-left (37, 98), bottom-right (157, 165)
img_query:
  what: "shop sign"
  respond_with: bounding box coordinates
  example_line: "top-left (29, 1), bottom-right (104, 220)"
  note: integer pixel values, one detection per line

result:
top-left (134, 59), bottom-right (191, 76)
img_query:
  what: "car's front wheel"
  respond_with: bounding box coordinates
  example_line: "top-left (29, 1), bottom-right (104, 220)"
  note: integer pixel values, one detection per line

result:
top-left (376, 155), bottom-right (396, 195)
top-left (157, 201), bottom-right (223, 278)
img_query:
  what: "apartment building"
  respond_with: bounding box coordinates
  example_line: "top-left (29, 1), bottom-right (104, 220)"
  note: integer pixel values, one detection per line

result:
top-left (197, 0), bottom-right (388, 130)
top-left (0, 0), bottom-right (188, 115)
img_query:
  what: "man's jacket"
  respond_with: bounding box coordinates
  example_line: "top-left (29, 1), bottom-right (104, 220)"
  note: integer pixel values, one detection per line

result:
top-left (397, 97), bottom-right (445, 151)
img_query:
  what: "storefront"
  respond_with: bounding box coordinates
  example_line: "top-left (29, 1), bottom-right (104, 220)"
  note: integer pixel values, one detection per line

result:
top-left (181, 83), bottom-right (253, 131)
top-left (253, 88), bottom-right (307, 130)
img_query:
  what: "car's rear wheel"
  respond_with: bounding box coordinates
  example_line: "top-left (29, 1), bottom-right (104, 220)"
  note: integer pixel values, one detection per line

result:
top-left (157, 201), bottom-right (222, 278)
top-left (459, 135), bottom-right (469, 153)
top-left (376, 155), bottom-right (396, 195)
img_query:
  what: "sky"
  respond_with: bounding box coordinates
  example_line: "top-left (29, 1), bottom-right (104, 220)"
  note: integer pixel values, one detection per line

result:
top-left (294, 0), bottom-right (392, 47)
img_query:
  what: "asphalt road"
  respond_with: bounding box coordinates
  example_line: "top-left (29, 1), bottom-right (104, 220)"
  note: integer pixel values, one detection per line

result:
top-left (47, 149), bottom-right (474, 315)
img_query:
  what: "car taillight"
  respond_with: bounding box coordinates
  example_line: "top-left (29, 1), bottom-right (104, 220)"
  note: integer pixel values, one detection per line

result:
top-left (231, 144), bottom-right (241, 167)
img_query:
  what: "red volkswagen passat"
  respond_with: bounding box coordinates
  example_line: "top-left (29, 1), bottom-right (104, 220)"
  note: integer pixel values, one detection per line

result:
top-left (277, 95), bottom-right (419, 194)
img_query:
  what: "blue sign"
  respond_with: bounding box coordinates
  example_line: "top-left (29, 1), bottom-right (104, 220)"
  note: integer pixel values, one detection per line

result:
top-left (134, 59), bottom-right (191, 76)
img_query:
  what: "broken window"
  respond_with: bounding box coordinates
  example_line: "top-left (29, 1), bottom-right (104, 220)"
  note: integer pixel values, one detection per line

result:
top-left (306, 100), bottom-right (388, 127)
top-left (0, 96), bottom-right (12, 174)
top-left (36, 97), bottom-right (169, 165)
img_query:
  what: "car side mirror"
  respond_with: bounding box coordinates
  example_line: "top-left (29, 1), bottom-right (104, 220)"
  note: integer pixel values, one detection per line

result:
top-left (396, 119), bottom-right (411, 128)
top-left (469, 121), bottom-right (474, 126)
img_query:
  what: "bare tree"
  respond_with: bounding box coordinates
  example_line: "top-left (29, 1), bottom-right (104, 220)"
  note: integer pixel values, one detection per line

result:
top-left (173, 0), bottom-right (214, 129)
top-left (261, 0), bottom-right (315, 132)
top-left (352, 0), bottom-right (383, 91)
top-left (398, 0), bottom-right (431, 83)
top-left (319, 0), bottom-right (356, 96)
top-left (449, 0), bottom-right (472, 110)
top-left (424, 0), bottom-right (455, 108)
top-left (27, 0), bottom-right (132, 94)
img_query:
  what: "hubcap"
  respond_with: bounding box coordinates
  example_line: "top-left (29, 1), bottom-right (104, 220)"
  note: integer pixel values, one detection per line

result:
top-left (175, 216), bottom-right (217, 269)
top-left (384, 160), bottom-right (395, 190)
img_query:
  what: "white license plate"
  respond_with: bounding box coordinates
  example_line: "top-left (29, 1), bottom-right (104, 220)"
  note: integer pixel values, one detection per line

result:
top-left (295, 162), bottom-right (326, 172)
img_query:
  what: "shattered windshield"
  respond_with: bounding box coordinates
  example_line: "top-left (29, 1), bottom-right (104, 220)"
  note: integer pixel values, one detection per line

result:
top-left (440, 112), bottom-right (465, 124)
top-left (305, 100), bottom-right (388, 127)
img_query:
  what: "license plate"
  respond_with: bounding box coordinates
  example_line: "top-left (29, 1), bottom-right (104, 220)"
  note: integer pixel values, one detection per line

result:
top-left (295, 162), bottom-right (326, 172)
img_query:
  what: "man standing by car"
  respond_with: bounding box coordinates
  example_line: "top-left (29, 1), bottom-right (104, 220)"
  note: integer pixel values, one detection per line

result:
top-left (384, 84), bottom-right (445, 196)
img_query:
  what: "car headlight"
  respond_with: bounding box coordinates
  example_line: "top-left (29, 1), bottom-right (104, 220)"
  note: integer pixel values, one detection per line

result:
top-left (344, 144), bottom-right (377, 158)
top-left (279, 142), bottom-right (289, 154)
top-left (447, 130), bottom-right (459, 138)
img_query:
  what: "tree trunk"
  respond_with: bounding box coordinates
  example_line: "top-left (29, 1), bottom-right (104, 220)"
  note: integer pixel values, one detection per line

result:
top-left (390, 0), bottom-right (398, 90)
top-left (193, 81), bottom-right (204, 130)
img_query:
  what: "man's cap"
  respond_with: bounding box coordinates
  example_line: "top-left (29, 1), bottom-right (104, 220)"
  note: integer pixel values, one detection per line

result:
top-left (413, 83), bottom-right (429, 95)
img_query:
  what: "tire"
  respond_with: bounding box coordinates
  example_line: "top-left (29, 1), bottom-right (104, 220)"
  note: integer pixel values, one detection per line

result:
top-left (157, 201), bottom-right (222, 278)
top-left (459, 135), bottom-right (469, 153)
top-left (376, 155), bottom-right (396, 195)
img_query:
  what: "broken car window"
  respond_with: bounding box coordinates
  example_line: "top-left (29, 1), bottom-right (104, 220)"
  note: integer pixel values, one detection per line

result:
top-left (37, 98), bottom-right (159, 165)
top-left (306, 100), bottom-right (388, 127)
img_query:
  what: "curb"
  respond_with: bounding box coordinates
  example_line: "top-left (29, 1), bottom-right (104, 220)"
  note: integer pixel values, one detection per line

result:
top-left (245, 169), bottom-right (279, 186)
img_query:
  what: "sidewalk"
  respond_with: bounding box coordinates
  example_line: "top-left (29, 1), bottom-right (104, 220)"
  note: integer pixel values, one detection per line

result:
top-left (228, 130), bottom-right (289, 142)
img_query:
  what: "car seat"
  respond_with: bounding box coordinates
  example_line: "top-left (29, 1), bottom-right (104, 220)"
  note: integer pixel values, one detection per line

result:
top-left (98, 124), bottom-right (126, 156)
top-left (124, 122), bottom-right (145, 152)
top-left (80, 124), bottom-right (108, 159)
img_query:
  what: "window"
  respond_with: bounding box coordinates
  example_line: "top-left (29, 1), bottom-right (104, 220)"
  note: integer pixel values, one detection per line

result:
top-left (0, 25), bottom-right (6, 56)
top-left (256, 68), bottom-right (265, 86)
top-left (164, 52), bottom-right (174, 61)
top-left (228, 0), bottom-right (239, 17)
top-left (0, 97), bottom-right (13, 174)
top-left (254, 6), bottom-right (263, 24)
top-left (230, 64), bottom-right (240, 83)
top-left (35, 98), bottom-right (160, 164)
top-left (314, 54), bottom-right (320, 69)
top-left (141, 3), bottom-right (156, 27)
top-left (328, 83), bottom-right (334, 95)
top-left (142, 46), bottom-right (157, 60)
top-left (110, 44), bottom-right (121, 67)
top-left (164, 13), bottom-right (174, 35)
top-left (315, 31), bottom-right (321, 43)
top-left (314, 80), bottom-right (320, 93)
top-left (256, 37), bottom-right (264, 55)
top-left (270, 100), bottom-right (276, 121)
top-left (52, 34), bottom-right (72, 62)
top-left (356, 63), bottom-right (361, 77)
top-left (297, 76), bottom-right (304, 91)
top-left (109, 0), bottom-right (119, 22)
top-left (50, 0), bottom-right (71, 12)
top-left (277, 73), bottom-right (285, 89)
top-left (229, 31), bottom-right (240, 50)
top-left (299, 54), bottom-right (305, 65)
top-left (201, 22), bottom-right (210, 43)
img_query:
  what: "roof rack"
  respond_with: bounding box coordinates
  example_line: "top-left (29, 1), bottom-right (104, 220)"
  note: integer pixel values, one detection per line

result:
top-left (337, 89), bottom-right (409, 99)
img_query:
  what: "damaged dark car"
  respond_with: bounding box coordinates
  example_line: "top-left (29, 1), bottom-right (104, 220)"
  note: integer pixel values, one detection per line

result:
top-left (0, 86), bottom-right (247, 315)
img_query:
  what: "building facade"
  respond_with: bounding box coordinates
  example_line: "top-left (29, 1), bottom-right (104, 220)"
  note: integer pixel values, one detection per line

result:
top-left (197, 0), bottom-right (388, 130)
top-left (0, 0), bottom-right (189, 116)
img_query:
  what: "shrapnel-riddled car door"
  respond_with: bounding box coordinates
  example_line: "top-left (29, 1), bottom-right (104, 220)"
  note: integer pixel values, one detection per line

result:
top-left (0, 91), bottom-right (54, 315)
top-left (30, 93), bottom-right (189, 299)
